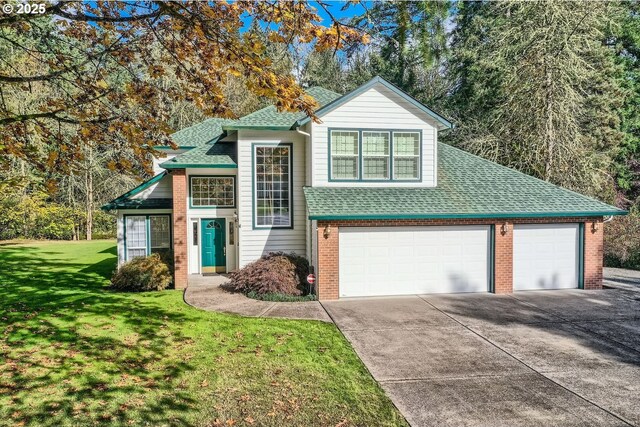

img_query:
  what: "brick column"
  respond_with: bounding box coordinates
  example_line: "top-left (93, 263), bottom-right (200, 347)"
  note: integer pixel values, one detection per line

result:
top-left (172, 170), bottom-right (188, 289)
top-left (494, 221), bottom-right (513, 294)
top-left (584, 218), bottom-right (604, 290)
top-left (317, 222), bottom-right (339, 300)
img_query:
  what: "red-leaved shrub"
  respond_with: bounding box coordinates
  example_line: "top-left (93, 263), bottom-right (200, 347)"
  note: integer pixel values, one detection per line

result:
top-left (227, 252), bottom-right (310, 295)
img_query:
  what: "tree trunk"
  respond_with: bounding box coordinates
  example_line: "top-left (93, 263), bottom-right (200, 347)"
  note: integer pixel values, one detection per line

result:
top-left (85, 148), bottom-right (93, 241)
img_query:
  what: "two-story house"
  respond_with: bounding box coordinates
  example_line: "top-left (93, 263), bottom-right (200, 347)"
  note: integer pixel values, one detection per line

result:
top-left (103, 76), bottom-right (625, 300)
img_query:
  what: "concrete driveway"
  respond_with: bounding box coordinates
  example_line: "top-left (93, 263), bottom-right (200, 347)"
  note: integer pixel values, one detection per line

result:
top-left (323, 288), bottom-right (640, 427)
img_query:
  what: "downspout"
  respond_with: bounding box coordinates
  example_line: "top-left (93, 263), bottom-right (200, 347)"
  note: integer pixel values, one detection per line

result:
top-left (603, 215), bottom-right (614, 223)
top-left (295, 127), bottom-right (314, 293)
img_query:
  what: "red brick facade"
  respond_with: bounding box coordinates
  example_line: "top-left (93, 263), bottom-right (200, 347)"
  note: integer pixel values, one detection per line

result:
top-left (171, 170), bottom-right (188, 289)
top-left (316, 217), bottom-right (604, 300)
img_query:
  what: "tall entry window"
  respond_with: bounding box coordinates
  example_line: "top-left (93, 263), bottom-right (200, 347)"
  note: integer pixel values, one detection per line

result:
top-left (254, 144), bottom-right (292, 228)
top-left (125, 214), bottom-right (171, 260)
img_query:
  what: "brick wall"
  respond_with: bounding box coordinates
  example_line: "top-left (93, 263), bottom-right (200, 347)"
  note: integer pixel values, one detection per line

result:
top-left (317, 224), bottom-right (339, 300)
top-left (584, 218), bottom-right (604, 290)
top-left (316, 217), bottom-right (603, 300)
top-left (172, 170), bottom-right (188, 289)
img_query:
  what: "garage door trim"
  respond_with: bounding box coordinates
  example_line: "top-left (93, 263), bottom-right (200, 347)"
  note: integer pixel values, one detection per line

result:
top-left (338, 225), bottom-right (492, 297)
top-left (578, 222), bottom-right (585, 289)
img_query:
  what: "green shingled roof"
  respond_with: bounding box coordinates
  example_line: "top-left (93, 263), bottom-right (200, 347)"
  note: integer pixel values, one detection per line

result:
top-left (223, 87), bottom-right (342, 130)
top-left (161, 141), bottom-right (237, 169)
top-left (170, 118), bottom-right (236, 148)
top-left (303, 143), bottom-right (626, 220)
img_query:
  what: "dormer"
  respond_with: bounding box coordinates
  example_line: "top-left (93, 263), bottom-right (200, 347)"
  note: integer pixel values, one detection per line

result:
top-left (299, 77), bottom-right (451, 188)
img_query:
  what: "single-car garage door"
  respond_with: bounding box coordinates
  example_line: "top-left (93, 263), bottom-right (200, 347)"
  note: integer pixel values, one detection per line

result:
top-left (338, 225), bottom-right (490, 297)
top-left (513, 223), bottom-right (580, 291)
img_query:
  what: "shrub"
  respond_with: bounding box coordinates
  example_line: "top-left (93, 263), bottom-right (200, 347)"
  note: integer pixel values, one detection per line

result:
top-left (605, 208), bottom-right (640, 269)
top-left (110, 253), bottom-right (173, 292)
top-left (227, 252), bottom-right (310, 296)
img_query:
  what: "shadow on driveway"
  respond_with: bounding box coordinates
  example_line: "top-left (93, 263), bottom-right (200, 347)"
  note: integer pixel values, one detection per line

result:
top-left (323, 289), bottom-right (640, 427)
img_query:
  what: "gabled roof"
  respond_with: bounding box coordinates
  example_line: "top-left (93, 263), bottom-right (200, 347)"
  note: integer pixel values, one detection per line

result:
top-left (222, 86), bottom-right (342, 131)
top-left (303, 143), bottom-right (625, 220)
top-left (296, 76), bottom-right (453, 130)
top-left (161, 140), bottom-right (237, 169)
top-left (168, 118), bottom-right (236, 148)
top-left (101, 172), bottom-right (170, 211)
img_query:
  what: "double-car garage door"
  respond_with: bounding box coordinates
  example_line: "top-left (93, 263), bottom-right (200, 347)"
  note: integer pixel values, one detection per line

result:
top-left (338, 224), bottom-right (580, 298)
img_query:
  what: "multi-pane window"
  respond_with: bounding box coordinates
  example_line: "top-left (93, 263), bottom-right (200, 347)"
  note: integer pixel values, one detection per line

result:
top-left (393, 132), bottom-right (420, 180)
top-left (254, 145), bottom-right (292, 228)
top-left (125, 215), bottom-right (171, 260)
top-left (191, 177), bottom-right (235, 207)
top-left (125, 216), bottom-right (147, 260)
top-left (362, 131), bottom-right (390, 180)
top-left (150, 216), bottom-right (170, 256)
top-left (330, 131), bottom-right (359, 180)
top-left (329, 129), bottom-right (421, 181)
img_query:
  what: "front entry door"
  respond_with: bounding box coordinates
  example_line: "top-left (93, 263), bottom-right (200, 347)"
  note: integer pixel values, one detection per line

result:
top-left (201, 218), bottom-right (226, 273)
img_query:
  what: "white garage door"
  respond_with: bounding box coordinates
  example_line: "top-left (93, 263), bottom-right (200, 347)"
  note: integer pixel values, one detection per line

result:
top-left (513, 224), bottom-right (579, 291)
top-left (338, 225), bottom-right (490, 297)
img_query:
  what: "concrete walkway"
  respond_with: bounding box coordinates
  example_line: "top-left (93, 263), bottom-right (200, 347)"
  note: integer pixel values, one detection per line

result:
top-left (183, 274), bottom-right (332, 322)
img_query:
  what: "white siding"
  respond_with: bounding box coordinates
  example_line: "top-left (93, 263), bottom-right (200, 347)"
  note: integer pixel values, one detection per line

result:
top-left (311, 83), bottom-right (438, 187)
top-left (237, 130), bottom-right (307, 267)
top-left (132, 174), bottom-right (173, 200)
top-left (152, 149), bottom-right (186, 174)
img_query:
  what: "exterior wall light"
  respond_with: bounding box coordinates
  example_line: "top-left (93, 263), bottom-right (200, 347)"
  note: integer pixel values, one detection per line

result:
top-left (323, 224), bottom-right (331, 239)
top-left (501, 222), bottom-right (509, 235)
top-left (591, 221), bottom-right (599, 233)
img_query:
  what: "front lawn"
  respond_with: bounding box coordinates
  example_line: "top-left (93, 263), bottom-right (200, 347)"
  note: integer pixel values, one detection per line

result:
top-left (0, 241), bottom-right (406, 427)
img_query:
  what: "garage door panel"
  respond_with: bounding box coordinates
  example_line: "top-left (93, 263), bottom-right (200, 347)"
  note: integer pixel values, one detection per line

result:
top-left (339, 225), bottom-right (490, 297)
top-left (513, 224), bottom-right (579, 291)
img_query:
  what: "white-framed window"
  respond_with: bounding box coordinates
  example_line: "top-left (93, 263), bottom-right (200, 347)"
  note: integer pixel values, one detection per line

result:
top-left (254, 144), bottom-right (292, 228)
top-left (330, 130), bottom-right (359, 180)
top-left (125, 214), bottom-right (171, 260)
top-left (190, 176), bottom-right (235, 207)
top-left (362, 131), bottom-right (390, 180)
top-left (125, 216), bottom-right (147, 260)
top-left (329, 129), bottom-right (421, 181)
top-left (393, 132), bottom-right (421, 180)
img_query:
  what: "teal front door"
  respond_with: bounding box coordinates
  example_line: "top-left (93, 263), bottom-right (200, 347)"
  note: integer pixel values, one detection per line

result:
top-left (201, 218), bottom-right (226, 273)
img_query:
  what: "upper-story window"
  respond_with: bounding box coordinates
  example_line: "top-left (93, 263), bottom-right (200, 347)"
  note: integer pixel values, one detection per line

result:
top-left (191, 176), bottom-right (235, 207)
top-left (329, 129), bottom-right (421, 181)
top-left (254, 144), bottom-right (292, 228)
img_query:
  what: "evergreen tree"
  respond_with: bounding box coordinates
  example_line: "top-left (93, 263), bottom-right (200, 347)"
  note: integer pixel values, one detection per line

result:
top-left (448, 0), bottom-right (625, 198)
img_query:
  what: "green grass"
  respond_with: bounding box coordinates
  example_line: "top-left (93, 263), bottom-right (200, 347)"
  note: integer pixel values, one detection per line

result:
top-left (0, 240), bottom-right (406, 427)
top-left (246, 291), bottom-right (317, 302)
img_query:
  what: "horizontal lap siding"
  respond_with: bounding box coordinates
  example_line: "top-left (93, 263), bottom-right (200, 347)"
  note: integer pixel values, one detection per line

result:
top-left (312, 84), bottom-right (437, 187)
top-left (237, 130), bottom-right (307, 267)
top-left (133, 174), bottom-right (173, 200)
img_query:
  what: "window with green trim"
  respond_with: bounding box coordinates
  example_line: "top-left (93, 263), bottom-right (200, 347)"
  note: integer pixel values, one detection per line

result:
top-left (254, 145), bottom-right (292, 228)
top-left (330, 130), bottom-right (359, 180)
top-left (393, 132), bottom-right (420, 180)
top-left (329, 129), bottom-right (421, 181)
top-left (125, 215), bottom-right (171, 260)
top-left (191, 176), bottom-right (235, 207)
top-left (362, 131), bottom-right (390, 180)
